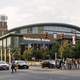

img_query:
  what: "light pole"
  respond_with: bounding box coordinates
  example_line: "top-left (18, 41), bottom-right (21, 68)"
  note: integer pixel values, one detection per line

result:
top-left (59, 33), bottom-right (64, 59)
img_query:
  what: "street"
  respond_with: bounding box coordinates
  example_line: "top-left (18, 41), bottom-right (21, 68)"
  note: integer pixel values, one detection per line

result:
top-left (0, 67), bottom-right (80, 80)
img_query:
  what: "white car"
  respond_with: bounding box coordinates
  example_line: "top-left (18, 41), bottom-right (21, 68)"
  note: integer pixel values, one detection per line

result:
top-left (15, 60), bottom-right (29, 69)
top-left (0, 61), bottom-right (9, 70)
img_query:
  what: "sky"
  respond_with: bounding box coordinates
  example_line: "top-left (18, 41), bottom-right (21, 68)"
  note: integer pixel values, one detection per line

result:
top-left (0, 0), bottom-right (80, 30)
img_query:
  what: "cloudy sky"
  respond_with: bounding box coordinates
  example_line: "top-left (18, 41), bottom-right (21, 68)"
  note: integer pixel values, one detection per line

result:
top-left (0, 0), bottom-right (80, 29)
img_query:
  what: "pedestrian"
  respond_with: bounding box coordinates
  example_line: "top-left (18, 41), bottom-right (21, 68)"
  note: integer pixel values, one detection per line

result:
top-left (11, 59), bottom-right (16, 73)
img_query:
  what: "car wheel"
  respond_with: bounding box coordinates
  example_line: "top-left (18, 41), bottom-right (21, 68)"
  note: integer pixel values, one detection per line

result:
top-left (42, 66), bottom-right (44, 68)
top-left (7, 68), bottom-right (9, 70)
top-left (26, 66), bottom-right (29, 69)
top-left (5, 67), bottom-right (9, 70)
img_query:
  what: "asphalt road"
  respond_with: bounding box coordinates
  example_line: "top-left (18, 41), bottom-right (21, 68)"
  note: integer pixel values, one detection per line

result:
top-left (0, 68), bottom-right (80, 80)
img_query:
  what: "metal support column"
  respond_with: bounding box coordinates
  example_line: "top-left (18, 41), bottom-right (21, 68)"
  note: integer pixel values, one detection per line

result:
top-left (0, 49), bottom-right (2, 61)
top-left (9, 48), bottom-right (11, 64)
top-left (4, 49), bottom-right (6, 62)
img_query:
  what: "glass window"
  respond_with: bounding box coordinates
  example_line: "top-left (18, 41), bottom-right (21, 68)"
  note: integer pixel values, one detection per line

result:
top-left (0, 40), bottom-right (2, 47)
top-left (32, 26), bottom-right (44, 34)
top-left (0, 32), bottom-right (3, 36)
top-left (7, 37), bottom-right (11, 47)
top-left (3, 39), bottom-right (6, 48)
top-left (27, 27), bottom-right (32, 33)
top-left (11, 37), bottom-right (19, 48)
top-left (44, 26), bottom-right (77, 33)
top-left (20, 28), bottom-right (27, 34)
top-left (14, 37), bottom-right (19, 47)
top-left (32, 27), bottom-right (38, 34)
top-left (38, 27), bottom-right (44, 33)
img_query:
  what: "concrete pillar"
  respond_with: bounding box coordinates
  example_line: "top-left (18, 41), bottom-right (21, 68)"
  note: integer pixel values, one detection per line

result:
top-left (4, 49), bottom-right (6, 62)
top-left (43, 44), bottom-right (45, 49)
top-left (9, 49), bottom-right (11, 64)
top-left (0, 49), bottom-right (2, 61)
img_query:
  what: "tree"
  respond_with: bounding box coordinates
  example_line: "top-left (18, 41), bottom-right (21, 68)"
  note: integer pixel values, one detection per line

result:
top-left (59, 40), bottom-right (70, 58)
top-left (59, 40), bottom-right (80, 59)
top-left (49, 41), bottom-right (60, 59)
top-left (10, 47), bottom-right (21, 60)
top-left (62, 44), bottom-right (72, 58)
top-left (72, 41), bottom-right (80, 58)
top-left (22, 47), bottom-right (33, 60)
top-left (42, 48), bottom-right (50, 59)
top-left (32, 48), bottom-right (44, 60)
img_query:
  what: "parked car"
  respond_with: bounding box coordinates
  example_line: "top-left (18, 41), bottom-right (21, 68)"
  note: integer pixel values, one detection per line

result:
top-left (41, 60), bottom-right (55, 68)
top-left (41, 59), bottom-right (63, 69)
top-left (15, 60), bottom-right (29, 69)
top-left (0, 61), bottom-right (9, 70)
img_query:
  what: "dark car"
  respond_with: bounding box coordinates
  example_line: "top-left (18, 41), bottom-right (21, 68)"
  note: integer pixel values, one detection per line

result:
top-left (41, 60), bottom-right (55, 68)
top-left (0, 61), bottom-right (9, 70)
top-left (15, 60), bottom-right (29, 69)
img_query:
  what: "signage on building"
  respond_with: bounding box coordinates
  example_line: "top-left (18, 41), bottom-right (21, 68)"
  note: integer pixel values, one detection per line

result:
top-left (53, 34), bottom-right (57, 39)
top-left (23, 37), bottom-right (50, 42)
top-left (72, 34), bottom-right (76, 45)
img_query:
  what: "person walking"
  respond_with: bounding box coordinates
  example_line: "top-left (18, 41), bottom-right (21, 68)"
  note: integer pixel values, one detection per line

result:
top-left (11, 59), bottom-right (16, 73)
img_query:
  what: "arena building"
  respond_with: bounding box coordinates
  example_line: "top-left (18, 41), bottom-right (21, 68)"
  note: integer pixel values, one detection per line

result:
top-left (0, 22), bottom-right (80, 63)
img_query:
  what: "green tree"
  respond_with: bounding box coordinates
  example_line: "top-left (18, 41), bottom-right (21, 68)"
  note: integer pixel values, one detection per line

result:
top-left (59, 40), bottom-right (71, 58)
top-left (42, 48), bottom-right (50, 59)
top-left (10, 47), bottom-right (21, 60)
top-left (72, 41), bottom-right (80, 58)
top-left (59, 40), bottom-right (80, 59)
top-left (62, 44), bottom-right (72, 58)
top-left (32, 48), bottom-right (44, 60)
top-left (50, 41), bottom-right (60, 59)
top-left (22, 47), bottom-right (33, 60)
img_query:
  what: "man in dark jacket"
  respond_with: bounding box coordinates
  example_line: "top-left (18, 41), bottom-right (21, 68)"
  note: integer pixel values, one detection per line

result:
top-left (11, 59), bottom-right (16, 73)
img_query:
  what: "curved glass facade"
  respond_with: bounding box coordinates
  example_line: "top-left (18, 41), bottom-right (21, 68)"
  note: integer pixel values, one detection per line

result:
top-left (10, 25), bottom-right (80, 37)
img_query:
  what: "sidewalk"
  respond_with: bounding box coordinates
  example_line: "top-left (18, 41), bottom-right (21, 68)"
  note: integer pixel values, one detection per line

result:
top-left (29, 66), bottom-right (80, 73)
top-left (28, 61), bottom-right (41, 66)
top-left (29, 66), bottom-right (60, 72)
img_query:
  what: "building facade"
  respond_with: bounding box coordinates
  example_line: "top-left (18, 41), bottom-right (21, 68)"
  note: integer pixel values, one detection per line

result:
top-left (0, 15), bottom-right (8, 36)
top-left (0, 23), bottom-right (80, 63)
